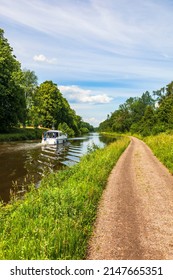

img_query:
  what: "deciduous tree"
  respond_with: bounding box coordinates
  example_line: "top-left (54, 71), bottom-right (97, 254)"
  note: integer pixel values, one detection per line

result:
top-left (0, 29), bottom-right (26, 131)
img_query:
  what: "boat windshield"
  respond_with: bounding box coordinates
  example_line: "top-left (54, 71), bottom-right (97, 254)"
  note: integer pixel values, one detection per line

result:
top-left (44, 132), bottom-right (59, 138)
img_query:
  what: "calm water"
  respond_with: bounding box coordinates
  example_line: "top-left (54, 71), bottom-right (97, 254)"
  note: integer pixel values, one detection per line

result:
top-left (0, 133), bottom-right (116, 203)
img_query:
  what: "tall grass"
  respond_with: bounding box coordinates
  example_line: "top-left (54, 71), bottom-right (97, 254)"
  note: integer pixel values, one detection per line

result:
top-left (143, 133), bottom-right (173, 174)
top-left (0, 136), bottom-right (129, 259)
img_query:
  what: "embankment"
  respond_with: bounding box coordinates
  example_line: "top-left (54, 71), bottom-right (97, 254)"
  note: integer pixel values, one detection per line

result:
top-left (0, 128), bottom-right (46, 142)
top-left (0, 136), bottom-right (129, 259)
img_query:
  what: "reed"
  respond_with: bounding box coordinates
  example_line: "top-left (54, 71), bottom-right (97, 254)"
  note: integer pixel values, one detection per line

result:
top-left (0, 136), bottom-right (129, 259)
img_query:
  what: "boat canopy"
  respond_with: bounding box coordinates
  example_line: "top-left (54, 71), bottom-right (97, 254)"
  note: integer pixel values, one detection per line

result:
top-left (44, 130), bottom-right (66, 137)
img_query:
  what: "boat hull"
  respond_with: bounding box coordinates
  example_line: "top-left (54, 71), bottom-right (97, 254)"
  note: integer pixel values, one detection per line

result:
top-left (41, 138), bottom-right (67, 145)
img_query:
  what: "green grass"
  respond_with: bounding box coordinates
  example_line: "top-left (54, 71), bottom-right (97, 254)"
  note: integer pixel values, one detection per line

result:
top-left (0, 136), bottom-right (129, 260)
top-left (143, 133), bottom-right (173, 174)
top-left (0, 128), bottom-right (46, 142)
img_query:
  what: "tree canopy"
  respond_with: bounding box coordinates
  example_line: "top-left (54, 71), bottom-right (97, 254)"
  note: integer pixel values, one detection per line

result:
top-left (99, 86), bottom-right (173, 136)
top-left (0, 29), bottom-right (94, 135)
top-left (29, 80), bottom-right (93, 136)
top-left (0, 28), bottom-right (26, 131)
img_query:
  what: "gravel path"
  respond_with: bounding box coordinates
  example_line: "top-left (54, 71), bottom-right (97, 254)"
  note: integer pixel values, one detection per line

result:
top-left (87, 137), bottom-right (173, 260)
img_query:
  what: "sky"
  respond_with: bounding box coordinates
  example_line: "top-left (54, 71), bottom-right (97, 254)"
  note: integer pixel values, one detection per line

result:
top-left (1, 0), bottom-right (173, 126)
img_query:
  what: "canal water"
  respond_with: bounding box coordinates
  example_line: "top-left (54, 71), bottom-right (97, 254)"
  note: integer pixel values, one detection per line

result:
top-left (0, 133), bottom-right (115, 203)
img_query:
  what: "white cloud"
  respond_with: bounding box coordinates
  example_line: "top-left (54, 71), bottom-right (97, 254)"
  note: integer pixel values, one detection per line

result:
top-left (1, 0), bottom-right (173, 125)
top-left (85, 117), bottom-right (101, 126)
top-left (59, 85), bottom-right (113, 104)
top-left (33, 54), bottom-right (56, 64)
top-left (33, 54), bottom-right (46, 62)
top-left (1, 0), bottom-right (173, 53)
top-left (2, 0), bottom-right (173, 77)
top-left (81, 94), bottom-right (112, 104)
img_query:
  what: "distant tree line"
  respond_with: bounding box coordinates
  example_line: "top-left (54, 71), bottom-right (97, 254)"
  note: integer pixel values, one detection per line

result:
top-left (99, 82), bottom-right (173, 136)
top-left (0, 28), bottom-right (94, 136)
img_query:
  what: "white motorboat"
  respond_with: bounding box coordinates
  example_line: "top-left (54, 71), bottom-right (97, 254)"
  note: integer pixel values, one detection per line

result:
top-left (41, 130), bottom-right (67, 145)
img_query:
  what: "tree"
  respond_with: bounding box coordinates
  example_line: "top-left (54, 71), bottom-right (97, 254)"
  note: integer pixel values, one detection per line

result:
top-left (58, 122), bottom-right (75, 137)
top-left (79, 120), bottom-right (94, 133)
top-left (98, 91), bottom-right (155, 134)
top-left (20, 69), bottom-right (38, 125)
top-left (166, 81), bottom-right (173, 97)
top-left (30, 81), bottom-right (84, 136)
top-left (153, 87), bottom-right (166, 104)
top-left (140, 106), bottom-right (156, 136)
top-left (30, 81), bottom-right (62, 128)
top-left (0, 29), bottom-right (26, 131)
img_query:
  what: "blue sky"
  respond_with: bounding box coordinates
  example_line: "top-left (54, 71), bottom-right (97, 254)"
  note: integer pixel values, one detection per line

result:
top-left (1, 0), bottom-right (173, 126)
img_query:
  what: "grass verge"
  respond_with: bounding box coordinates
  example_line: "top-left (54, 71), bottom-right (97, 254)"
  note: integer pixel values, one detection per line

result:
top-left (0, 136), bottom-right (129, 260)
top-left (0, 128), bottom-right (46, 142)
top-left (143, 133), bottom-right (173, 174)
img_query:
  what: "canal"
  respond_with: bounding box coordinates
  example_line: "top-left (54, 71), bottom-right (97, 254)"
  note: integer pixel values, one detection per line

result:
top-left (0, 133), bottom-right (115, 203)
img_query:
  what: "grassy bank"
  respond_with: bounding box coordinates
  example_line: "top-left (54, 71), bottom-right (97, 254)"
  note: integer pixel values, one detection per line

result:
top-left (0, 136), bottom-right (129, 259)
top-left (143, 133), bottom-right (173, 174)
top-left (0, 128), bottom-right (46, 142)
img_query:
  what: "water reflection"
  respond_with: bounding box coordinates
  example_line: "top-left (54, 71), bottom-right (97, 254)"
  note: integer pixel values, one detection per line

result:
top-left (0, 133), bottom-right (117, 203)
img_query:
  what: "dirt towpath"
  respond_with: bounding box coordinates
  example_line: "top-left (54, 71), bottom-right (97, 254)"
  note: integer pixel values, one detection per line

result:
top-left (87, 137), bottom-right (173, 260)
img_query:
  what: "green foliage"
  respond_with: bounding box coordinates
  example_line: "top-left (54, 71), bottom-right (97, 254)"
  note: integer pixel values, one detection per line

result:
top-left (99, 91), bottom-right (155, 134)
top-left (0, 136), bottom-right (129, 259)
top-left (29, 81), bottom-right (92, 136)
top-left (58, 122), bottom-right (75, 137)
top-left (19, 69), bottom-right (38, 126)
top-left (79, 121), bottom-right (94, 133)
top-left (0, 128), bottom-right (46, 142)
top-left (87, 142), bottom-right (100, 153)
top-left (30, 81), bottom-right (63, 128)
top-left (143, 133), bottom-right (173, 174)
top-left (99, 82), bottom-right (173, 137)
top-left (0, 29), bottom-right (26, 131)
top-left (80, 127), bottom-right (89, 134)
top-left (0, 29), bottom-right (93, 136)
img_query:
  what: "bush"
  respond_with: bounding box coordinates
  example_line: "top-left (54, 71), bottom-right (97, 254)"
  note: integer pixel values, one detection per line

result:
top-left (58, 122), bottom-right (75, 138)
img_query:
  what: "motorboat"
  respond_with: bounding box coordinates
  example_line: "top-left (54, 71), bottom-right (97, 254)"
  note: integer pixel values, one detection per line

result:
top-left (41, 130), bottom-right (67, 145)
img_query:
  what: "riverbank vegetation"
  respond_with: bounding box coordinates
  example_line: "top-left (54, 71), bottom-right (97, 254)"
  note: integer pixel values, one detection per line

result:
top-left (143, 133), bottom-right (173, 174)
top-left (0, 136), bottom-right (129, 259)
top-left (0, 29), bottom-right (93, 137)
top-left (0, 127), bottom-right (47, 142)
top-left (99, 82), bottom-right (173, 137)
